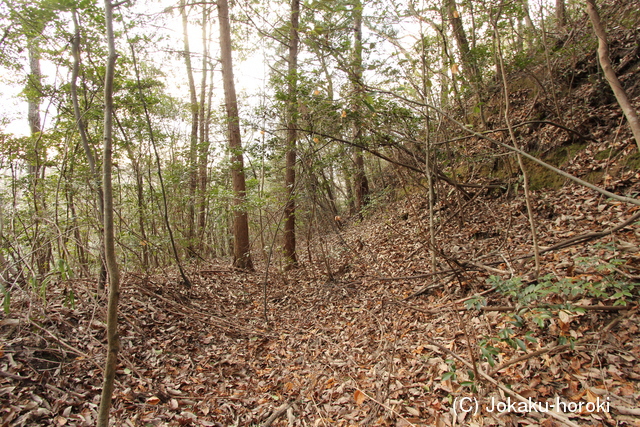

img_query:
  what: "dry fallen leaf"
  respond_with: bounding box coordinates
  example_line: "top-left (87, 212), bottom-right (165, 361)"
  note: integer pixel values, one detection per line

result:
top-left (146, 396), bottom-right (161, 405)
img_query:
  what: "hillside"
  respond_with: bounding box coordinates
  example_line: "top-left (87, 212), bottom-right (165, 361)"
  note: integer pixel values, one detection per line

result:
top-left (2, 1), bottom-right (640, 426)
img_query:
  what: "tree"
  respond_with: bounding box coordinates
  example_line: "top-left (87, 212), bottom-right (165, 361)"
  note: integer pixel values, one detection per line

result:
top-left (180, 0), bottom-right (199, 245)
top-left (97, 0), bottom-right (121, 424)
top-left (556, 0), bottom-right (566, 30)
top-left (217, 0), bottom-right (254, 270)
top-left (351, 0), bottom-right (369, 214)
top-left (197, 5), bottom-right (212, 243)
top-left (586, 0), bottom-right (640, 151)
top-left (283, 0), bottom-right (300, 269)
top-left (70, 7), bottom-right (107, 289)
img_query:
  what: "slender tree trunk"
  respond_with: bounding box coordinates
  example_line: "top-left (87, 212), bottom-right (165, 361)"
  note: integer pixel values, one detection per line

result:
top-left (351, 0), bottom-right (369, 214)
top-left (71, 10), bottom-right (107, 289)
top-left (181, 0), bottom-right (199, 245)
top-left (97, 1), bottom-right (121, 425)
top-left (446, 0), bottom-right (486, 126)
top-left (197, 7), bottom-right (210, 241)
top-left (521, 0), bottom-right (534, 31)
top-left (134, 160), bottom-right (149, 269)
top-left (420, 30), bottom-right (437, 271)
top-left (446, 0), bottom-right (479, 83)
top-left (0, 207), bottom-right (18, 285)
top-left (201, 66), bottom-right (215, 254)
top-left (556, 0), bottom-right (566, 30)
top-left (283, 0), bottom-right (300, 270)
top-left (217, 0), bottom-right (254, 270)
top-left (586, 0), bottom-right (640, 150)
top-left (26, 41), bottom-right (51, 279)
top-left (27, 43), bottom-right (41, 161)
top-left (343, 162), bottom-right (356, 215)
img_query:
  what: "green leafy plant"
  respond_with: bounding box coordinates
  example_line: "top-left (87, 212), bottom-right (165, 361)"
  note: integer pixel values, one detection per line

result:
top-left (63, 288), bottom-right (76, 309)
top-left (56, 258), bottom-right (72, 281)
top-left (479, 244), bottom-right (636, 366)
top-left (441, 359), bottom-right (457, 381)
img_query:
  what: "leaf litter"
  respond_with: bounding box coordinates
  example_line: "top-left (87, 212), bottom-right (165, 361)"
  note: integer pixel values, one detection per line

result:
top-left (1, 172), bottom-right (639, 426)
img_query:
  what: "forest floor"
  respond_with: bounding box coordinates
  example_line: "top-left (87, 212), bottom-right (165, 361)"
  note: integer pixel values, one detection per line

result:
top-left (2, 169), bottom-right (640, 426)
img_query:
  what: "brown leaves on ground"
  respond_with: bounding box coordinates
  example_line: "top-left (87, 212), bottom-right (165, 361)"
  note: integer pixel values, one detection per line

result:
top-left (1, 173), bottom-right (639, 426)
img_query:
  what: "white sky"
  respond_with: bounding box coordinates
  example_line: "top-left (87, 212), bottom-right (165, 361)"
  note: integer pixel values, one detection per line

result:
top-left (0, 0), bottom-right (272, 139)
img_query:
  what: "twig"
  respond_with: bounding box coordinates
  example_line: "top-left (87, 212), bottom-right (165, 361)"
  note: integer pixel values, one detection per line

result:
top-left (26, 318), bottom-right (103, 372)
top-left (0, 370), bottom-right (29, 380)
top-left (262, 401), bottom-right (292, 427)
top-left (355, 388), bottom-right (417, 427)
top-left (387, 287), bottom-right (496, 315)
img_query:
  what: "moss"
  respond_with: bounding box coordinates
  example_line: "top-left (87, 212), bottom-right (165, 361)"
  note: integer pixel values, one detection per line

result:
top-left (583, 170), bottom-right (605, 184)
top-left (518, 142), bottom-right (587, 190)
top-left (594, 148), bottom-right (613, 161)
top-left (625, 152), bottom-right (640, 170)
top-left (525, 160), bottom-right (566, 190)
top-left (454, 164), bottom-right (470, 178)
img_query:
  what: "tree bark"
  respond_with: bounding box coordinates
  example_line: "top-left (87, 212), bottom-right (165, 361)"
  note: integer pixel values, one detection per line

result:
top-left (180, 0), bottom-right (199, 244)
top-left (521, 0), bottom-right (534, 31)
top-left (217, 0), bottom-right (254, 270)
top-left (445, 0), bottom-right (479, 84)
top-left (26, 40), bottom-right (51, 279)
top-left (586, 0), bottom-right (640, 151)
top-left (70, 9), bottom-right (107, 288)
top-left (283, 0), bottom-right (300, 269)
top-left (556, 0), bottom-right (566, 30)
top-left (351, 0), bottom-right (369, 214)
top-left (97, 0), bottom-right (121, 425)
top-left (197, 5), bottom-right (210, 241)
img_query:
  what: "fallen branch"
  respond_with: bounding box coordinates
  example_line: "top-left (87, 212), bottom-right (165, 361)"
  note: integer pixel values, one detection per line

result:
top-left (0, 370), bottom-right (29, 380)
top-left (262, 401), bottom-right (292, 427)
top-left (535, 210), bottom-right (640, 255)
top-left (378, 210), bottom-right (640, 288)
top-left (26, 318), bottom-right (102, 372)
top-left (354, 388), bottom-right (417, 427)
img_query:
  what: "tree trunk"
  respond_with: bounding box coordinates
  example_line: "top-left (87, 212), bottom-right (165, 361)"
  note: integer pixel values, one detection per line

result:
top-left (586, 0), bottom-right (640, 150)
top-left (283, 0), bottom-right (300, 270)
top-left (71, 9), bottom-right (108, 288)
top-left (116, 120), bottom-right (149, 271)
top-left (556, 0), bottom-right (566, 30)
top-left (446, 0), bottom-right (478, 84)
top-left (197, 6), bottom-right (210, 242)
top-left (351, 0), bottom-right (369, 214)
top-left (521, 0), bottom-right (534, 31)
top-left (446, 0), bottom-right (486, 126)
top-left (217, 0), bottom-right (254, 270)
top-left (26, 40), bottom-right (51, 279)
top-left (96, 1), bottom-right (121, 426)
top-left (181, 0), bottom-right (199, 245)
